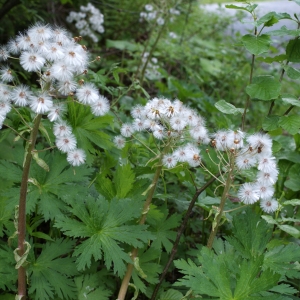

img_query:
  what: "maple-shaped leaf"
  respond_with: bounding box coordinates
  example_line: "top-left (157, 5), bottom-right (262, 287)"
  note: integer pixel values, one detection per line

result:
top-left (55, 195), bottom-right (155, 276)
top-left (27, 238), bottom-right (77, 300)
top-left (147, 206), bottom-right (181, 253)
top-left (0, 242), bottom-right (17, 290)
top-left (2, 151), bottom-right (92, 220)
top-left (131, 247), bottom-right (163, 294)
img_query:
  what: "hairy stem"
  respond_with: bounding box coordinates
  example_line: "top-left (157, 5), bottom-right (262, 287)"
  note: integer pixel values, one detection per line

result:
top-left (207, 154), bottom-right (235, 249)
top-left (150, 173), bottom-right (220, 300)
top-left (17, 114), bottom-right (42, 300)
top-left (117, 165), bottom-right (162, 300)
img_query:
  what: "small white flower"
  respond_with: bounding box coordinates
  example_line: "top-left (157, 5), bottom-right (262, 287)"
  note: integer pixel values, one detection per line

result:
top-left (20, 51), bottom-right (45, 72)
top-left (45, 43), bottom-right (65, 61)
top-left (56, 133), bottom-right (77, 153)
top-left (260, 198), bottom-right (278, 213)
top-left (131, 104), bottom-right (146, 119)
top-left (227, 130), bottom-right (244, 149)
top-left (132, 118), bottom-right (146, 132)
top-left (153, 129), bottom-right (165, 140)
top-left (67, 148), bottom-right (86, 166)
top-left (170, 116), bottom-right (187, 131)
top-left (213, 130), bottom-right (230, 150)
top-left (0, 46), bottom-right (9, 61)
top-left (0, 66), bottom-right (13, 82)
top-left (16, 34), bottom-right (32, 51)
top-left (120, 123), bottom-right (134, 137)
top-left (90, 95), bottom-right (110, 116)
top-left (235, 153), bottom-right (257, 170)
top-left (50, 61), bottom-right (75, 81)
top-left (145, 4), bottom-right (153, 11)
top-left (53, 121), bottom-right (73, 137)
top-left (247, 133), bottom-right (272, 155)
top-left (157, 17), bottom-right (165, 25)
top-left (7, 38), bottom-right (20, 55)
top-left (257, 156), bottom-right (276, 173)
top-left (169, 32), bottom-right (178, 39)
top-left (255, 183), bottom-right (275, 200)
top-left (76, 83), bottom-right (99, 105)
top-left (256, 169), bottom-right (279, 185)
top-left (63, 44), bottom-right (88, 69)
top-left (189, 126), bottom-right (209, 144)
top-left (113, 135), bottom-right (126, 149)
top-left (57, 80), bottom-right (77, 96)
top-left (10, 85), bottom-right (32, 106)
top-left (0, 84), bottom-right (11, 101)
top-left (173, 146), bottom-right (191, 163)
top-left (47, 103), bottom-right (66, 122)
top-left (163, 153), bottom-right (177, 168)
top-left (27, 23), bottom-right (53, 42)
top-left (30, 93), bottom-right (53, 114)
top-left (238, 183), bottom-right (260, 204)
top-left (0, 99), bottom-right (12, 116)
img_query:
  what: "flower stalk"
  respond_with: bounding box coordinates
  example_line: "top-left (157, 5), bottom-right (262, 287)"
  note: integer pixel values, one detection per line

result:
top-left (117, 164), bottom-right (162, 300)
top-left (207, 153), bottom-right (235, 249)
top-left (17, 114), bottom-right (42, 300)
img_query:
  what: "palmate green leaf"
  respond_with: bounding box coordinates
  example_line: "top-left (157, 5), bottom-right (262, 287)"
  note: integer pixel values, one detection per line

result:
top-left (159, 289), bottom-right (184, 300)
top-left (246, 76), bottom-right (281, 101)
top-left (68, 101), bottom-right (114, 158)
top-left (95, 163), bottom-right (140, 200)
top-left (226, 208), bottom-right (272, 259)
top-left (264, 243), bottom-right (300, 274)
top-left (132, 247), bottom-right (163, 293)
top-left (269, 284), bottom-right (298, 295)
top-left (28, 238), bottom-right (77, 300)
top-left (75, 273), bottom-right (112, 300)
top-left (55, 195), bottom-right (154, 276)
top-left (0, 242), bottom-right (17, 290)
top-left (147, 208), bottom-right (181, 253)
top-left (242, 34), bottom-right (271, 55)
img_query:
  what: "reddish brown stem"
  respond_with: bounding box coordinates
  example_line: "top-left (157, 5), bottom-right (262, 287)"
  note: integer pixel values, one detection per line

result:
top-left (17, 114), bottom-right (42, 300)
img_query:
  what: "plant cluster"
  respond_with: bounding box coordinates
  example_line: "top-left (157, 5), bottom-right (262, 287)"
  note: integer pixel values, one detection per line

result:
top-left (0, 0), bottom-right (300, 300)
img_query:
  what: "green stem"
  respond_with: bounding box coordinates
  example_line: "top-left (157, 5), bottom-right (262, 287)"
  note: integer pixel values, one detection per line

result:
top-left (207, 153), bottom-right (235, 249)
top-left (17, 114), bottom-right (42, 300)
top-left (117, 164), bottom-right (162, 300)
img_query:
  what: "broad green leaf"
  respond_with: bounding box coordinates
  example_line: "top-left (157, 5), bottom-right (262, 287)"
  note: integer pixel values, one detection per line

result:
top-left (55, 196), bottom-right (154, 276)
top-left (272, 140), bottom-right (282, 153)
top-left (106, 39), bottom-right (140, 51)
top-left (281, 95), bottom-right (300, 107)
top-left (285, 164), bottom-right (300, 191)
top-left (261, 215), bottom-right (278, 225)
top-left (286, 39), bottom-right (300, 62)
top-left (242, 34), bottom-right (271, 55)
top-left (277, 225), bottom-right (300, 238)
top-left (246, 76), bottom-right (281, 101)
top-left (262, 116), bottom-right (280, 131)
top-left (0, 243), bottom-right (17, 290)
top-left (285, 66), bottom-right (300, 79)
top-left (267, 25), bottom-right (300, 36)
top-left (283, 199), bottom-right (300, 206)
top-left (215, 100), bottom-right (244, 115)
top-left (278, 115), bottom-right (300, 135)
top-left (257, 54), bottom-right (287, 63)
top-left (225, 4), bottom-right (257, 13)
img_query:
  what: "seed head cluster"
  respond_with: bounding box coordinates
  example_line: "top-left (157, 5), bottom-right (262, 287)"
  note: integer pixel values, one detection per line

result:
top-left (115, 97), bottom-right (210, 168)
top-left (0, 23), bottom-right (110, 166)
top-left (212, 131), bottom-right (279, 213)
top-left (66, 3), bottom-right (105, 43)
